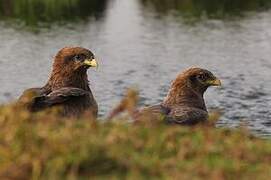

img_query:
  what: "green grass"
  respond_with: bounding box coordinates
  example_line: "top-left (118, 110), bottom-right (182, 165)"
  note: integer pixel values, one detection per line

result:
top-left (141, 0), bottom-right (271, 19)
top-left (0, 102), bottom-right (270, 179)
top-left (0, 0), bottom-right (107, 26)
top-left (1, 0), bottom-right (271, 26)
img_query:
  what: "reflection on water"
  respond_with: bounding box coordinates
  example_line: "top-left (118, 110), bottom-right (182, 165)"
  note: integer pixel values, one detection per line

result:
top-left (141, 0), bottom-right (271, 19)
top-left (0, 0), bottom-right (271, 137)
top-left (0, 0), bottom-right (107, 26)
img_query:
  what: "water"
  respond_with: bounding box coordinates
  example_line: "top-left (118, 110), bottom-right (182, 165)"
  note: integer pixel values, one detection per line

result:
top-left (0, 0), bottom-right (271, 137)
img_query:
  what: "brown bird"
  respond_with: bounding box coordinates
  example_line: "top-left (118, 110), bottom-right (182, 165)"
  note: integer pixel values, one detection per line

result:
top-left (136, 67), bottom-right (221, 125)
top-left (18, 47), bottom-right (98, 118)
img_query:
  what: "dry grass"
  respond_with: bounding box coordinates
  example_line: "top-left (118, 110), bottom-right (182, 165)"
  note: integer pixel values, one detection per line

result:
top-left (0, 95), bottom-right (270, 180)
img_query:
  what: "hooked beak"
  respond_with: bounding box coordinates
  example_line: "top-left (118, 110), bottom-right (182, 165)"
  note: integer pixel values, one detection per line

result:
top-left (83, 58), bottom-right (98, 68)
top-left (207, 78), bottom-right (222, 86)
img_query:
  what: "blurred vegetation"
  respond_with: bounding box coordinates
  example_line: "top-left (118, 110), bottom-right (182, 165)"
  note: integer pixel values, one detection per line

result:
top-left (0, 0), bottom-right (107, 26)
top-left (141, 0), bottom-right (271, 19)
top-left (0, 100), bottom-right (270, 179)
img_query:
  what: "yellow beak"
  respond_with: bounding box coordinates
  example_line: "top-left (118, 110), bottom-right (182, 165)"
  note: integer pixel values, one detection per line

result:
top-left (83, 58), bottom-right (98, 67)
top-left (208, 78), bottom-right (222, 86)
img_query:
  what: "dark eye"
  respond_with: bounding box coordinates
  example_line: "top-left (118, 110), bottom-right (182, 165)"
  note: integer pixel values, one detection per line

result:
top-left (73, 54), bottom-right (85, 61)
top-left (197, 74), bottom-right (208, 81)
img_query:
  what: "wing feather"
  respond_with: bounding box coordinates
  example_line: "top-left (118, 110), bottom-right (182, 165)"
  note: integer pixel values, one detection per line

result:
top-left (32, 87), bottom-right (89, 110)
top-left (166, 107), bottom-right (208, 125)
top-left (134, 104), bottom-right (170, 120)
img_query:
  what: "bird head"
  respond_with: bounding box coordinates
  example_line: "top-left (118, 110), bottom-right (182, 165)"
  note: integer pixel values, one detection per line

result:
top-left (53, 47), bottom-right (98, 73)
top-left (163, 67), bottom-right (221, 107)
top-left (171, 67), bottom-right (221, 96)
top-left (185, 67), bottom-right (221, 93)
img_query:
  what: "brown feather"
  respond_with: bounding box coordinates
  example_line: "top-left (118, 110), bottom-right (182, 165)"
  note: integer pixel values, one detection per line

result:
top-left (136, 67), bottom-right (221, 125)
top-left (18, 47), bottom-right (98, 118)
top-left (163, 68), bottom-right (207, 110)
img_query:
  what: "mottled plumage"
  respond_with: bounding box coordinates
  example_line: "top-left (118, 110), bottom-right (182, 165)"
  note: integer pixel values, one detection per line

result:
top-left (18, 47), bottom-right (98, 118)
top-left (137, 67), bottom-right (221, 125)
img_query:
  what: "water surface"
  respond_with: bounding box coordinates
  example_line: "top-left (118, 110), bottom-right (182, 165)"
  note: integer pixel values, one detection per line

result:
top-left (1, 0), bottom-right (271, 136)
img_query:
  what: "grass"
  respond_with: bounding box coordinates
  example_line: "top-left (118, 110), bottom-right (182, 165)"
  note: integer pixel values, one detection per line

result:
top-left (141, 0), bottom-right (271, 19)
top-left (0, 0), bottom-right (107, 26)
top-left (0, 97), bottom-right (270, 179)
top-left (1, 0), bottom-right (271, 27)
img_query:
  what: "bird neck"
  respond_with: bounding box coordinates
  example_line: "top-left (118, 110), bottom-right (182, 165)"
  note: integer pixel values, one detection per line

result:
top-left (47, 68), bottom-right (90, 91)
top-left (162, 81), bottom-right (207, 111)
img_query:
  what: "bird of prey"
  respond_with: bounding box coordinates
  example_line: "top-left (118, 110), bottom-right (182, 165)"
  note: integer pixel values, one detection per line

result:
top-left (136, 67), bottom-right (221, 125)
top-left (18, 47), bottom-right (98, 118)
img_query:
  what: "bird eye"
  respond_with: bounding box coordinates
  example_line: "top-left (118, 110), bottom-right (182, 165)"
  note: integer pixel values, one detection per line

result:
top-left (73, 55), bottom-right (81, 61)
top-left (197, 74), bottom-right (207, 81)
top-left (74, 54), bottom-right (87, 61)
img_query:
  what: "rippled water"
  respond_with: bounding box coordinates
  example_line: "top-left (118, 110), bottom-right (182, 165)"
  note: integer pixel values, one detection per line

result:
top-left (0, 0), bottom-right (271, 136)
